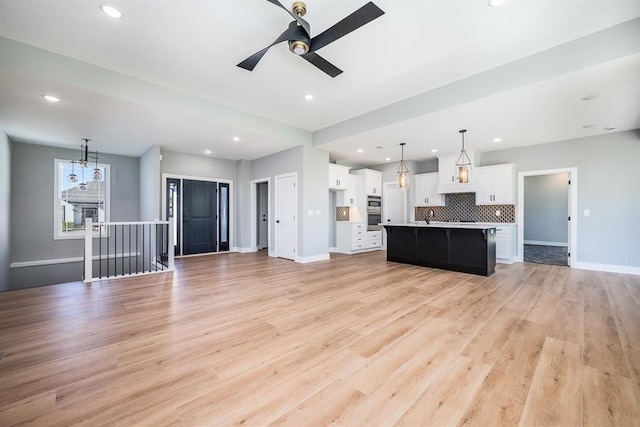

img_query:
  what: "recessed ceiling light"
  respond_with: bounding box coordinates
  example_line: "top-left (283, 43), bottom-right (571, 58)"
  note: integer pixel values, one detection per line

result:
top-left (204, 150), bottom-right (212, 155)
top-left (493, 137), bottom-right (502, 143)
top-left (375, 145), bottom-right (384, 149)
top-left (101, 5), bottom-right (123, 18)
top-left (232, 136), bottom-right (240, 142)
top-left (604, 126), bottom-right (616, 131)
top-left (303, 94), bottom-right (314, 101)
top-left (357, 148), bottom-right (363, 153)
top-left (42, 94), bottom-right (61, 103)
top-left (431, 149), bottom-right (438, 153)
top-left (582, 124), bottom-right (597, 129)
top-left (385, 157), bottom-right (391, 161)
top-left (581, 94), bottom-right (598, 101)
top-left (488, 0), bottom-right (507, 7)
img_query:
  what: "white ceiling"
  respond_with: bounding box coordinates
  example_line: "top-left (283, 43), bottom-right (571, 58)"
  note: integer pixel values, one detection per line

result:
top-left (0, 0), bottom-right (639, 166)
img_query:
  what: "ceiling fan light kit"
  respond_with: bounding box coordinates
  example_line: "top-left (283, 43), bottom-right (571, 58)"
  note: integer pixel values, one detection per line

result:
top-left (237, 1), bottom-right (384, 77)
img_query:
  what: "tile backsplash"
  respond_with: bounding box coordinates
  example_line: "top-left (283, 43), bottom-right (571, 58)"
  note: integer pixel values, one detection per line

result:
top-left (415, 193), bottom-right (515, 223)
top-left (336, 206), bottom-right (350, 221)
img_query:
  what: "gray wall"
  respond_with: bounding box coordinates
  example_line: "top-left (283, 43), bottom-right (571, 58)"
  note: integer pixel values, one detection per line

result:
top-left (524, 173), bottom-right (569, 245)
top-left (250, 145), bottom-right (302, 256)
top-left (480, 130), bottom-right (640, 267)
top-left (0, 131), bottom-right (10, 291)
top-left (370, 160), bottom-right (418, 222)
top-left (160, 149), bottom-right (237, 179)
top-left (9, 142), bottom-right (140, 289)
top-left (139, 145), bottom-right (161, 221)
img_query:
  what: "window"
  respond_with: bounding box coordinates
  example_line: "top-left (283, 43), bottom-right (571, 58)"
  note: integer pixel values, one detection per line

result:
top-left (54, 159), bottom-right (110, 239)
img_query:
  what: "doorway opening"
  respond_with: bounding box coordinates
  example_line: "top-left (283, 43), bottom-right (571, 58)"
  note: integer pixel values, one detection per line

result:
top-left (382, 181), bottom-right (407, 248)
top-left (163, 175), bottom-right (232, 256)
top-left (518, 168), bottom-right (577, 267)
top-left (250, 178), bottom-right (271, 254)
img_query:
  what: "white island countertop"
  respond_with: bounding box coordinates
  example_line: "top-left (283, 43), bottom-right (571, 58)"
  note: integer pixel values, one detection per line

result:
top-left (383, 222), bottom-right (515, 229)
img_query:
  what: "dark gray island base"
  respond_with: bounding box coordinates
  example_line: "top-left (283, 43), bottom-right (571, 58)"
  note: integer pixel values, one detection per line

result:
top-left (383, 224), bottom-right (496, 276)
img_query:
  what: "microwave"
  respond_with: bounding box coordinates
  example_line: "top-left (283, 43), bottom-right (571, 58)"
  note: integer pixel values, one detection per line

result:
top-left (367, 196), bottom-right (382, 209)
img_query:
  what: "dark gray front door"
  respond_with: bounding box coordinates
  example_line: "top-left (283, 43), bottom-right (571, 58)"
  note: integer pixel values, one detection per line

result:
top-left (183, 180), bottom-right (217, 255)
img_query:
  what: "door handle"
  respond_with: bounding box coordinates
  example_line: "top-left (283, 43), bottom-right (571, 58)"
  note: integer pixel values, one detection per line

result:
top-left (276, 220), bottom-right (280, 223)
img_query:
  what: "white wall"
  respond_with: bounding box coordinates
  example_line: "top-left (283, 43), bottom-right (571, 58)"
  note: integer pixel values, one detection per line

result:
top-left (139, 145), bottom-right (161, 221)
top-left (480, 130), bottom-right (640, 268)
top-left (524, 173), bottom-right (569, 245)
top-left (0, 130), bottom-right (10, 291)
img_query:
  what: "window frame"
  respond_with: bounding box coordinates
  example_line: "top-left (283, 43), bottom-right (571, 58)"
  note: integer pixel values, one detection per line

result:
top-left (54, 158), bottom-right (110, 240)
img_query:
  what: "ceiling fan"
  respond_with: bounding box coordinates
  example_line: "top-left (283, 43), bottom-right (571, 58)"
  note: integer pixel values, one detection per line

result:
top-left (237, 1), bottom-right (385, 78)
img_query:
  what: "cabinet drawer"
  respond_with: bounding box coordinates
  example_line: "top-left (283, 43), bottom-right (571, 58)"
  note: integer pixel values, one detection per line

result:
top-left (352, 229), bottom-right (365, 238)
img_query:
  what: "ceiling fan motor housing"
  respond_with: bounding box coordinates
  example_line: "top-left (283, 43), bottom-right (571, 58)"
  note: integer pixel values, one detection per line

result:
top-left (292, 1), bottom-right (306, 16)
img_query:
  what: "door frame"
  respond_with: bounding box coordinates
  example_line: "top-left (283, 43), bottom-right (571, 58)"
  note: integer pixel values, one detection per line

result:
top-left (274, 172), bottom-right (298, 260)
top-left (250, 177), bottom-right (272, 255)
top-left (161, 173), bottom-right (234, 255)
top-left (517, 167), bottom-right (577, 266)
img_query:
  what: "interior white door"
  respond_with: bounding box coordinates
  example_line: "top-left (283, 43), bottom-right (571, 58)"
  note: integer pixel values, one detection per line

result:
top-left (275, 173), bottom-right (297, 260)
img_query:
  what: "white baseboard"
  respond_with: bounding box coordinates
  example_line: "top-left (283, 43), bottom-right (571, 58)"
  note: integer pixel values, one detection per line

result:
top-left (233, 246), bottom-right (255, 253)
top-left (329, 246), bottom-right (337, 253)
top-left (524, 240), bottom-right (568, 247)
top-left (572, 262), bottom-right (640, 276)
top-left (10, 252), bottom-right (140, 268)
top-left (296, 253), bottom-right (331, 264)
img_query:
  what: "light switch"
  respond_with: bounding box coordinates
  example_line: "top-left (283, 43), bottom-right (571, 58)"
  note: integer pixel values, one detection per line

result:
top-left (584, 209), bottom-right (590, 216)
top-left (307, 210), bottom-right (314, 216)
top-left (315, 210), bottom-right (321, 216)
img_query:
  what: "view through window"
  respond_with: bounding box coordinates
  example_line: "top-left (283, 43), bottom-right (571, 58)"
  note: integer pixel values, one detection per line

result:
top-left (55, 159), bottom-right (109, 239)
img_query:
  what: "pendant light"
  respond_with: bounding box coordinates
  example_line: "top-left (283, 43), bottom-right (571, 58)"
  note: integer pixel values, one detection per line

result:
top-left (455, 129), bottom-right (471, 184)
top-left (68, 138), bottom-right (100, 187)
top-left (397, 142), bottom-right (409, 189)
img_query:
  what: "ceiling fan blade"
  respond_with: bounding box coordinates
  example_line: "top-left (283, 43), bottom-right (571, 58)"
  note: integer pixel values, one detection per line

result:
top-left (309, 2), bottom-right (384, 52)
top-left (265, 0), bottom-right (310, 37)
top-left (237, 23), bottom-right (304, 71)
top-left (301, 52), bottom-right (343, 78)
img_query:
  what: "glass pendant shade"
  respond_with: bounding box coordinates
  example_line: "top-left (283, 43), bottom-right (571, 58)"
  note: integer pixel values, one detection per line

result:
top-left (79, 182), bottom-right (87, 191)
top-left (397, 142), bottom-right (409, 189)
top-left (92, 168), bottom-right (102, 181)
top-left (78, 159), bottom-right (87, 168)
top-left (455, 130), bottom-right (471, 184)
top-left (68, 173), bottom-right (78, 182)
top-left (458, 165), bottom-right (469, 184)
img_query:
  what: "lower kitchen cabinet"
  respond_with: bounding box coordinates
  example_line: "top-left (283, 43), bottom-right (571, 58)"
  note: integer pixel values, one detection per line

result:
top-left (495, 224), bottom-right (516, 264)
top-left (336, 222), bottom-right (382, 254)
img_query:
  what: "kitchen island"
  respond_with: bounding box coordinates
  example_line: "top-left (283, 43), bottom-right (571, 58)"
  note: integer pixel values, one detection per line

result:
top-left (383, 223), bottom-right (496, 276)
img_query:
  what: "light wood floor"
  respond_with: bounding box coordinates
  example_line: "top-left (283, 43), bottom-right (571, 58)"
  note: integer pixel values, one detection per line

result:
top-left (1, 251), bottom-right (639, 426)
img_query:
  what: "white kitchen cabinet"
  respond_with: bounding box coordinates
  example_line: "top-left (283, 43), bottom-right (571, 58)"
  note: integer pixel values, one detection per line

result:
top-left (338, 174), bottom-right (359, 207)
top-left (414, 173), bottom-right (445, 207)
top-left (328, 164), bottom-right (350, 190)
top-left (336, 222), bottom-right (382, 254)
top-left (353, 169), bottom-right (382, 196)
top-left (495, 224), bottom-right (515, 264)
top-left (437, 152), bottom-right (476, 194)
top-left (475, 164), bottom-right (515, 205)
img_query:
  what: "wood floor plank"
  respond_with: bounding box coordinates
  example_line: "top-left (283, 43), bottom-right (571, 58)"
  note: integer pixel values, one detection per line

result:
top-left (519, 337), bottom-right (582, 426)
top-left (395, 356), bottom-right (491, 426)
top-left (482, 319), bottom-right (547, 403)
top-left (583, 311), bottom-right (629, 377)
top-left (458, 385), bottom-right (524, 426)
top-left (461, 307), bottom-right (522, 365)
top-left (0, 251), bottom-right (637, 424)
top-left (583, 365), bottom-right (640, 426)
top-left (0, 390), bottom-right (57, 425)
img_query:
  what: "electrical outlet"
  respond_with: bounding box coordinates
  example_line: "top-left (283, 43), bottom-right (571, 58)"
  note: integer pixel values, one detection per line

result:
top-left (495, 210), bottom-right (501, 216)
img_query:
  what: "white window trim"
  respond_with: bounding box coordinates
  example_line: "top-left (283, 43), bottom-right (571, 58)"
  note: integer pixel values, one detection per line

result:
top-left (54, 158), bottom-right (111, 240)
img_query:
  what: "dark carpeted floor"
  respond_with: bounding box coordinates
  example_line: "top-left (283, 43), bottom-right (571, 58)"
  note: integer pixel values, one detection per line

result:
top-left (524, 244), bottom-right (568, 266)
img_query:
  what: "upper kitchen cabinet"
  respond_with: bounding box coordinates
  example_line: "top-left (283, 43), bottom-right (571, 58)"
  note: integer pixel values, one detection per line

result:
top-left (414, 173), bottom-right (445, 207)
top-left (338, 174), bottom-right (359, 206)
top-left (353, 169), bottom-right (382, 196)
top-left (437, 152), bottom-right (476, 194)
top-left (329, 164), bottom-right (351, 190)
top-left (475, 163), bottom-right (516, 205)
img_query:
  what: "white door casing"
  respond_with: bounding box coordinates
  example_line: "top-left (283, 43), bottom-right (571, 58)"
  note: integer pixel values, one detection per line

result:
top-left (275, 173), bottom-right (298, 261)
